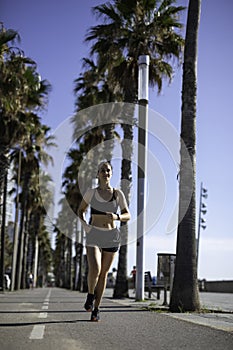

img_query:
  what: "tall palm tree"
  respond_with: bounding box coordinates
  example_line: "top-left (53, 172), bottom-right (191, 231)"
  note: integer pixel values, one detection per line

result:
top-left (13, 119), bottom-right (54, 289)
top-left (37, 225), bottom-right (53, 287)
top-left (0, 23), bottom-right (51, 191)
top-left (0, 26), bottom-right (24, 290)
top-left (169, 0), bottom-right (201, 312)
top-left (86, 0), bottom-right (185, 95)
top-left (53, 224), bottom-right (66, 287)
top-left (53, 197), bottom-right (74, 289)
top-left (0, 26), bottom-right (42, 187)
top-left (31, 170), bottom-right (54, 287)
top-left (62, 148), bottom-right (86, 290)
top-left (85, 0), bottom-right (185, 297)
top-left (0, 24), bottom-right (51, 290)
top-left (73, 57), bottom-right (120, 166)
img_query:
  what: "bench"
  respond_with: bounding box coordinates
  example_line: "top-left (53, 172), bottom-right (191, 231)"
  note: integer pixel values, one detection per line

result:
top-left (144, 271), bottom-right (168, 306)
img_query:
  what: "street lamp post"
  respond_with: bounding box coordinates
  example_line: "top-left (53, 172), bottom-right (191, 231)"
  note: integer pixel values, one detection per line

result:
top-left (136, 55), bottom-right (149, 301)
top-left (196, 182), bottom-right (208, 268)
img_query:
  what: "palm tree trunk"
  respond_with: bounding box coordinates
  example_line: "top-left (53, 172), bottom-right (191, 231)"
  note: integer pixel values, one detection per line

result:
top-left (21, 211), bottom-right (30, 289)
top-left (104, 123), bottom-right (116, 161)
top-left (11, 149), bottom-right (22, 291)
top-left (0, 170), bottom-right (8, 291)
top-left (66, 237), bottom-right (72, 289)
top-left (113, 238), bottom-right (128, 298)
top-left (15, 204), bottom-right (26, 290)
top-left (76, 225), bottom-right (84, 291)
top-left (170, 0), bottom-right (201, 312)
top-left (113, 121), bottom-right (133, 298)
top-left (15, 172), bottom-right (29, 289)
top-left (21, 231), bottom-right (29, 289)
top-left (33, 234), bottom-right (39, 288)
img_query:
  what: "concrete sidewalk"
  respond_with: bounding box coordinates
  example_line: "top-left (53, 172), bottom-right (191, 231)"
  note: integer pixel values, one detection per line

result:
top-left (104, 289), bottom-right (233, 333)
top-left (105, 288), bottom-right (233, 312)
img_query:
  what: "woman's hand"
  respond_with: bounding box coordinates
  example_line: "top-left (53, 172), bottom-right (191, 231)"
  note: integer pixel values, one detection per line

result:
top-left (83, 222), bottom-right (91, 233)
top-left (106, 212), bottom-right (119, 221)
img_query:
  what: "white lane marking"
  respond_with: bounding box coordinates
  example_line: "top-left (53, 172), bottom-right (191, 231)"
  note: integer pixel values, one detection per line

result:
top-left (28, 289), bottom-right (52, 340)
top-left (45, 289), bottom-right (52, 299)
top-left (29, 325), bottom-right (45, 339)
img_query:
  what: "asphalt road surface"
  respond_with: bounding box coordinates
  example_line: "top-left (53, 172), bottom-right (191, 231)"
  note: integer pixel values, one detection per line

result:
top-left (0, 287), bottom-right (232, 350)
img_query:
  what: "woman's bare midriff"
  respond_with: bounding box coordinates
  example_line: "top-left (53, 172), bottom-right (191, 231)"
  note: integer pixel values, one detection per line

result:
top-left (91, 214), bottom-right (115, 230)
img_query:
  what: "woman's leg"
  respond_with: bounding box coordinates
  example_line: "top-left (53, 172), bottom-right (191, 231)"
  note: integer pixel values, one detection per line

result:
top-left (86, 246), bottom-right (102, 294)
top-left (94, 250), bottom-right (116, 309)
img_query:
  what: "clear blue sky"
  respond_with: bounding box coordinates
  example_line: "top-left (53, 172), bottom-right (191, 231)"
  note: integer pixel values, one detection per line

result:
top-left (2, 0), bottom-right (233, 280)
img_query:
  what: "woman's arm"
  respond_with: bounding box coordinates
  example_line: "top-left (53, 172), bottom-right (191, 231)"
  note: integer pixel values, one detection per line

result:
top-left (117, 207), bottom-right (131, 222)
top-left (110, 189), bottom-right (131, 222)
top-left (78, 189), bottom-right (94, 233)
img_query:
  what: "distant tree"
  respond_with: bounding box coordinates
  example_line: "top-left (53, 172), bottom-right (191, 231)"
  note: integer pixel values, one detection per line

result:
top-left (38, 225), bottom-right (53, 287)
top-left (14, 121), bottom-right (54, 289)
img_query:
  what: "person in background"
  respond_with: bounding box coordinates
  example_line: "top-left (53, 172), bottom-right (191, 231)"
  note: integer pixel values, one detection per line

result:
top-left (28, 272), bottom-right (34, 289)
top-left (78, 161), bottom-right (130, 321)
top-left (131, 266), bottom-right (137, 290)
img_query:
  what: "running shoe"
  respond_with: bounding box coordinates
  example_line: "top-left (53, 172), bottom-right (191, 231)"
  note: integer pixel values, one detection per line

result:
top-left (91, 307), bottom-right (100, 322)
top-left (84, 293), bottom-right (95, 312)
